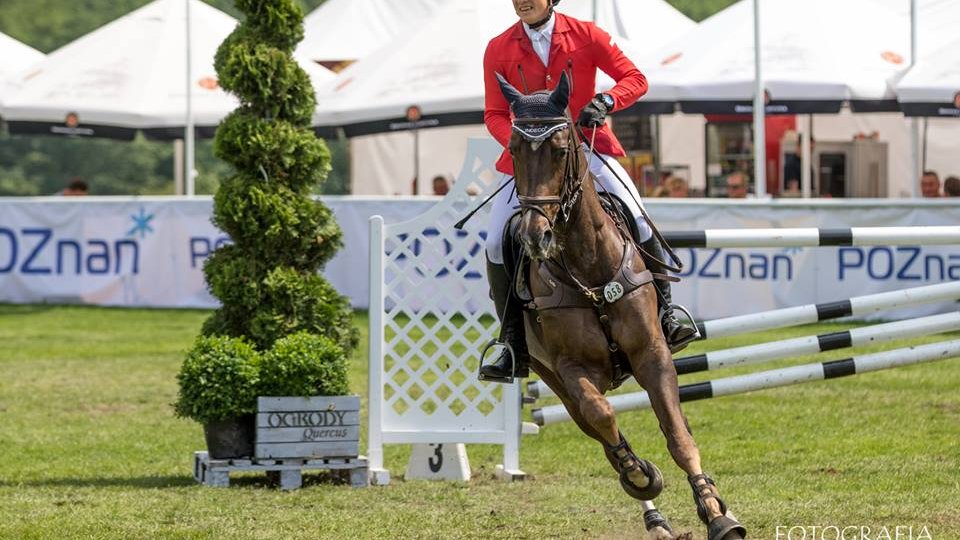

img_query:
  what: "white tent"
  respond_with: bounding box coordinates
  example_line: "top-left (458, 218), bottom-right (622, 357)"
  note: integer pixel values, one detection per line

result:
top-left (298, 0), bottom-right (448, 71)
top-left (0, 32), bottom-right (44, 108)
top-left (0, 0), bottom-right (331, 140)
top-left (639, 0), bottom-right (910, 114)
top-left (897, 38), bottom-right (960, 117)
top-left (314, 0), bottom-right (696, 134)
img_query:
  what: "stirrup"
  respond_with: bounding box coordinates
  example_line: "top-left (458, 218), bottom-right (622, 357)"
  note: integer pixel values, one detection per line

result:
top-left (661, 303), bottom-right (701, 353)
top-left (477, 339), bottom-right (519, 383)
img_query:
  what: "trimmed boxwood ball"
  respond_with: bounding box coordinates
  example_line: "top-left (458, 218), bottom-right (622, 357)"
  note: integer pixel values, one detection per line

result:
top-left (174, 336), bottom-right (260, 424)
top-left (259, 332), bottom-right (349, 398)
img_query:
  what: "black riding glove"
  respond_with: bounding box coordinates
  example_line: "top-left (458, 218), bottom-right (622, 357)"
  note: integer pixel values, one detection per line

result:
top-left (577, 93), bottom-right (612, 127)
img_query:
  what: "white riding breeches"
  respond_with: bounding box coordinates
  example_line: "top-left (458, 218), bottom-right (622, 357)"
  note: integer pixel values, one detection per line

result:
top-left (485, 151), bottom-right (653, 264)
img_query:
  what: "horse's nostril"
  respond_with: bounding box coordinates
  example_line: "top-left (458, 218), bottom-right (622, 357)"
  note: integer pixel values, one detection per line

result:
top-left (540, 230), bottom-right (553, 251)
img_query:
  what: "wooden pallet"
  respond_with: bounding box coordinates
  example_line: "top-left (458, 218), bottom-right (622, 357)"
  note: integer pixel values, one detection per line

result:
top-left (193, 451), bottom-right (369, 490)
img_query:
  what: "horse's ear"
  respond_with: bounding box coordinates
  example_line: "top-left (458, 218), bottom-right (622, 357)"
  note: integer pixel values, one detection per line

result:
top-left (549, 71), bottom-right (570, 112)
top-left (497, 73), bottom-right (523, 107)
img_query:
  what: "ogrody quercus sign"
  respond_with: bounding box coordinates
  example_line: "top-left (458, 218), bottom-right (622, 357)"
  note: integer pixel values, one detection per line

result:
top-left (255, 396), bottom-right (360, 459)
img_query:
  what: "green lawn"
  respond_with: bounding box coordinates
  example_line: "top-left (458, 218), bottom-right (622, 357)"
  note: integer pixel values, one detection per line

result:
top-left (1, 305), bottom-right (958, 539)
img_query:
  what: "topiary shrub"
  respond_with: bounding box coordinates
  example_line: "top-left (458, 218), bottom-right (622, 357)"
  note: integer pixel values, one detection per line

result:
top-left (174, 336), bottom-right (261, 424)
top-left (177, 0), bottom-right (357, 422)
top-left (258, 332), bottom-right (349, 397)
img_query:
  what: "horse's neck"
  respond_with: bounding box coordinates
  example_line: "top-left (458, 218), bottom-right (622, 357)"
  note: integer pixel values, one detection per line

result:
top-left (559, 176), bottom-right (623, 284)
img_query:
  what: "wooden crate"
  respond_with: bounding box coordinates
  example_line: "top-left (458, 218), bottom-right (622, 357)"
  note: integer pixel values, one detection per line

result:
top-left (193, 451), bottom-right (369, 490)
top-left (256, 396), bottom-right (360, 460)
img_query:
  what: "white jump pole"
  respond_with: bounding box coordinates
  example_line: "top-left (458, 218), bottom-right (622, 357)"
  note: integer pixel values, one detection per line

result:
top-left (527, 311), bottom-right (960, 400)
top-left (699, 280), bottom-right (960, 340)
top-left (532, 339), bottom-right (960, 426)
top-left (665, 226), bottom-right (960, 249)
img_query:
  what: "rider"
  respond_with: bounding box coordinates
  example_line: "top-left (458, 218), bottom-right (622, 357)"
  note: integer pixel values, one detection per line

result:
top-left (479, 0), bottom-right (697, 383)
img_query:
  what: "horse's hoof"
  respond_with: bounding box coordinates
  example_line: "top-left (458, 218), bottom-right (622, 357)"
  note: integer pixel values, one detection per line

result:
top-left (707, 513), bottom-right (746, 540)
top-left (620, 459), bottom-right (664, 501)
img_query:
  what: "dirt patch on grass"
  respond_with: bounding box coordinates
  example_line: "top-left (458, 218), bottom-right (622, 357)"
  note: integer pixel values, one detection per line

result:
top-left (80, 403), bottom-right (139, 415)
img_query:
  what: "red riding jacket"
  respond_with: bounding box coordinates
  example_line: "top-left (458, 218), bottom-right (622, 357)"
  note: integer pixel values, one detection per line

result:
top-left (483, 12), bottom-right (648, 175)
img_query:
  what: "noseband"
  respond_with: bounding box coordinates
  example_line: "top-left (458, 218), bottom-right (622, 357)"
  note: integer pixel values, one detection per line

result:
top-left (512, 116), bottom-right (590, 229)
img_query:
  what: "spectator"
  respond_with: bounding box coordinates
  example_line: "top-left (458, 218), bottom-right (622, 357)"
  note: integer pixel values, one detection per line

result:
top-left (781, 179), bottom-right (801, 198)
top-left (943, 176), bottom-right (960, 197)
top-left (432, 175), bottom-right (450, 196)
top-left (726, 171), bottom-right (749, 199)
top-left (664, 176), bottom-right (689, 198)
top-left (920, 171), bottom-right (941, 198)
top-left (60, 178), bottom-right (89, 196)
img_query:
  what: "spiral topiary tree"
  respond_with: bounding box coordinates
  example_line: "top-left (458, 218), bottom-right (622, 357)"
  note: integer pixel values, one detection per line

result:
top-left (202, 0), bottom-right (357, 359)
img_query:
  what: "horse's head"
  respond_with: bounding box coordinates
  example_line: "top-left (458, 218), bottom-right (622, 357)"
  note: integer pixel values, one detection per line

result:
top-left (498, 72), bottom-right (584, 261)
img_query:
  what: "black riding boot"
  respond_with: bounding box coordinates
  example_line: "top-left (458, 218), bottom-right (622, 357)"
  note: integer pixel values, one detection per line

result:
top-left (478, 259), bottom-right (529, 383)
top-left (639, 236), bottom-right (699, 353)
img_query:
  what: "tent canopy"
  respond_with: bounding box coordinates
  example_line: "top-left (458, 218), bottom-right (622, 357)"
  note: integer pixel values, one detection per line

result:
top-left (639, 0), bottom-right (910, 115)
top-left (0, 0), bottom-right (331, 140)
top-left (312, 0), bottom-right (695, 135)
top-left (0, 32), bottom-right (44, 107)
top-left (897, 38), bottom-right (960, 117)
top-left (298, 0), bottom-right (448, 70)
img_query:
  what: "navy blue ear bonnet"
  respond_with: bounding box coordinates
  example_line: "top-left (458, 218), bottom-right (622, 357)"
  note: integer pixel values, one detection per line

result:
top-left (496, 72), bottom-right (571, 143)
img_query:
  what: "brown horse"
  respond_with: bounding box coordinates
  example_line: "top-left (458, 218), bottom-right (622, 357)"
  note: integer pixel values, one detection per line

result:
top-left (496, 72), bottom-right (746, 540)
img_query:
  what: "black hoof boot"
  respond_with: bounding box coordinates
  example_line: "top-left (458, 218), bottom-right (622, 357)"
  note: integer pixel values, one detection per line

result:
top-left (689, 473), bottom-right (747, 540)
top-left (479, 259), bottom-right (529, 384)
top-left (643, 508), bottom-right (673, 537)
top-left (607, 433), bottom-right (664, 501)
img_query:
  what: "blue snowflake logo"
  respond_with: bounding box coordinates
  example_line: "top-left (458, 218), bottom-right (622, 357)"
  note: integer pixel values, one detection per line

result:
top-left (127, 207), bottom-right (155, 239)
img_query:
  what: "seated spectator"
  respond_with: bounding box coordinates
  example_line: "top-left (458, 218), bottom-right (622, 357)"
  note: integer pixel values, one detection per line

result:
top-left (943, 176), bottom-right (960, 197)
top-left (920, 171), bottom-right (941, 198)
top-left (664, 176), bottom-right (689, 198)
top-left (60, 178), bottom-right (89, 196)
top-left (726, 171), bottom-right (749, 199)
top-left (432, 175), bottom-right (450, 196)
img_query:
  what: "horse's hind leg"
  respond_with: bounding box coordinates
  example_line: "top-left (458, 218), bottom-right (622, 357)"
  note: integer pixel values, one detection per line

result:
top-left (533, 362), bottom-right (674, 540)
top-left (630, 345), bottom-right (746, 540)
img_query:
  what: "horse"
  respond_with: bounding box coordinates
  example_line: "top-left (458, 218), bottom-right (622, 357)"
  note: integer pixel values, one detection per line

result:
top-left (495, 71), bottom-right (747, 540)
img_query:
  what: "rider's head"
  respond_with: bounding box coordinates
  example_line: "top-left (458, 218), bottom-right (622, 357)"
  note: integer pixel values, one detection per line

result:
top-left (512, 0), bottom-right (558, 28)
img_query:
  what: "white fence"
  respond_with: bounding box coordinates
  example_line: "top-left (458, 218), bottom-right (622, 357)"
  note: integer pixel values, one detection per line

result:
top-left (366, 139), bottom-right (524, 484)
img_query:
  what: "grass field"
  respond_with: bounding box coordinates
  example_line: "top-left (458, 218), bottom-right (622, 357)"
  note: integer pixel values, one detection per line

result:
top-left (1, 305), bottom-right (958, 540)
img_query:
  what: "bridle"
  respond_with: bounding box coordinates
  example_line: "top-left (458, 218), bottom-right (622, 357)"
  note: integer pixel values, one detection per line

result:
top-left (512, 115), bottom-right (594, 230)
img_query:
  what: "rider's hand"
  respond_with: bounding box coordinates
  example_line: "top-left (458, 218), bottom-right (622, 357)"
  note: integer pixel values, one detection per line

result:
top-left (577, 93), bottom-right (613, 127)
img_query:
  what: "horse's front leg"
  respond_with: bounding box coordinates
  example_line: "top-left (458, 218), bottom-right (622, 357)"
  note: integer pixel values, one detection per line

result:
top-left (532, 360), bottom-right (674, 540)
top-left (624, 291), bottom-right (746, 540)
top-left (554, 356), bottom-right (663, 502)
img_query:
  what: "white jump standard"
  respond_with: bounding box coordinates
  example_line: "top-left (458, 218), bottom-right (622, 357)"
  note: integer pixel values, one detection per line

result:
top-left (532, 339), bottom-right (960, 425)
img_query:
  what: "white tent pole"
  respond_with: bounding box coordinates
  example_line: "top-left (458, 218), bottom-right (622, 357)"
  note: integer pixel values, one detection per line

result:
top-left (909, 0), bottom-right (920, 198)
top-left (752, 0), bottom-right (766, 198)
top-left (174, 139), bottom-right (185, 195)
top-left (592, 0), bottom-right (598, 22)
top-left (801, 115), bottom-right (812, 198)
top-left (185, 0), bottom-right (196, 197)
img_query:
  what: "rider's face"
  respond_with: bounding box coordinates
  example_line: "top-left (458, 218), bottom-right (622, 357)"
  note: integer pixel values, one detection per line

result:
top-left (513, 0), bottom-right (551, 25)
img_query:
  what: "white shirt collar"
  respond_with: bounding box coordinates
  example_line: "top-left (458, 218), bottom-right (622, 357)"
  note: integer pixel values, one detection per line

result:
top-left (522, 14), bottom-right (555, 45)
